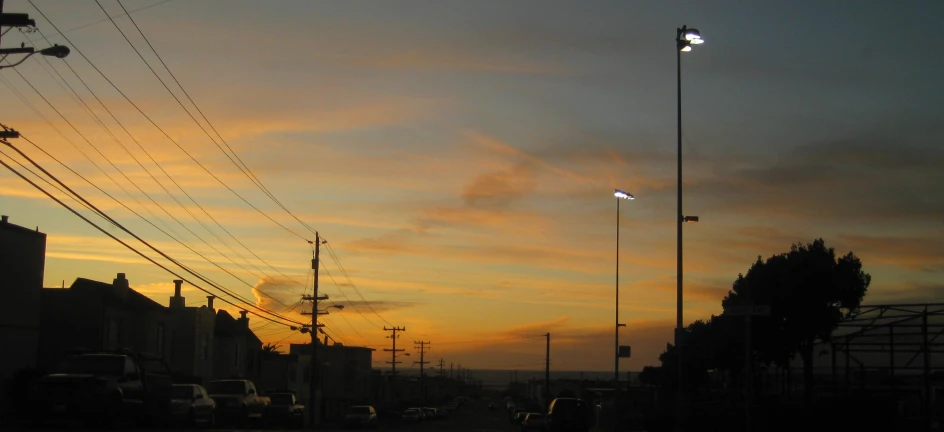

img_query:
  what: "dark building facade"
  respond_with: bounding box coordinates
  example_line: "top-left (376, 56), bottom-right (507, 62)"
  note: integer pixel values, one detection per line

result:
top-left (167, 280), bottom-right (217, 384)
top-left (0, 215), bottom-right (47, 418)
top-left (38, 273), bottom-right (171, 372)
top-left (213, 309), bottom-right (263, 381)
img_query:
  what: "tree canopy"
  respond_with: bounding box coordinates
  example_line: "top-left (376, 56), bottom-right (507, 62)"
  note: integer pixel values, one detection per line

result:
top-left (650, 238), bottom-right (871, 406)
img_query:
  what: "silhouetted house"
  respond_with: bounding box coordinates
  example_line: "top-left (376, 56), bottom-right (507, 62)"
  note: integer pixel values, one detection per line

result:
top-left (167, 280), bottom-right (217, 384)
top-left (0, 216), bottom-right (46, 416)
top-left (283, 342), bottom-right (374, 420)
top-left (38, 273), bottom-right (171, 371)
top-left (258, 351), bottom-right (299, 393)
top-left (213, 309), bottom-right (262, 381)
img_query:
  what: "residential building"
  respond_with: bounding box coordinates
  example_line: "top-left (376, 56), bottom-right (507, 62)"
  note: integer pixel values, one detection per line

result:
top-left (258, 342), bottom-right (374, 421)
top-left (39, 273), bottom-right (171, 371)
top-left (0, 216), bottom-right (46, 417)
top-left (213, 309), bottom-right (262, 381)
top-left (167, 280), bottom-right (217, 384)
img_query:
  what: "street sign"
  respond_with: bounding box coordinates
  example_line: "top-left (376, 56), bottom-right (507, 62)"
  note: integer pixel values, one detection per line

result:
top-left (725, 305), bottom-right (771, 316)
top-left (618, 345), bottom-right (631, 358)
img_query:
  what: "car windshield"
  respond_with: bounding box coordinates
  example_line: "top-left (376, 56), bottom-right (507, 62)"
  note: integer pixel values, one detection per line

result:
top-left (349, 406), bottom-right (371, 414)
top-left (207, 381), bottom-right (245, 394)
top-left (171, 385), bottom-right (193, 399)
top-left (270, 394), bottom-right (294, 405)
top-left (58, 355), bottom-right (124, 376)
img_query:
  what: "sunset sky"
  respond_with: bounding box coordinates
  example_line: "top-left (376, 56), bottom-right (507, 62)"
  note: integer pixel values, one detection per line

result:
top-left (1, 0), bottom-right (942, 372)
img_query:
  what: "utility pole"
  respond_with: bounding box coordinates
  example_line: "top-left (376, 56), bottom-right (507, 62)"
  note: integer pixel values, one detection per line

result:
top-left (384, 326), bottom-right (406, 375)
top-left (414, 341), bottom-right (430, 406)
top-left (450, 363), bottom-right (454, 379)
top-left (301, 235), bottom-right (327, 429)
top-left (438, 358), bottom-right (445, 377)
top-left (545, 333), bottom-right (551, 407)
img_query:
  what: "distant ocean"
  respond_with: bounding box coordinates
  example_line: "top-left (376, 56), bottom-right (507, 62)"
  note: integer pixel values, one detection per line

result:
top-left (381, 369), bottom-right (639, 387)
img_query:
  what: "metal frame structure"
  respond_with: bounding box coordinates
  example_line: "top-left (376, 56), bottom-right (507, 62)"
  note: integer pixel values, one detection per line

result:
top-left (825, 303), bottom-right (944, 431)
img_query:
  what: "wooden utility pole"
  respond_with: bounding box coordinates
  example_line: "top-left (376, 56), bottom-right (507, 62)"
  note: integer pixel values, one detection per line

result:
top-left (545, 333), bottom-right (551, 407)
top-left (301, 235), bottom-right (327, 429)
top-left (414, 341), bottom-right (430, 406)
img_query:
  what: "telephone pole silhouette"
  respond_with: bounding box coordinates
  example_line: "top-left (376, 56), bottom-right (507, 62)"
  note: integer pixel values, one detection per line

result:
top-left (301, 235), bottom-right (327, 427)
top-left (545, 333), bottom-right (551, 407)
top-left (383, 326), bottom-right (406, 375)
top-left (438, 358), bottom-right (445, 377)
top-left (414, 341), bottom-right (430, 406)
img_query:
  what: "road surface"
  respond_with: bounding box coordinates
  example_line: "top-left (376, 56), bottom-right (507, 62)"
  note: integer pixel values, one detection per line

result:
top-left (17, 398), bottom-right (523, 432)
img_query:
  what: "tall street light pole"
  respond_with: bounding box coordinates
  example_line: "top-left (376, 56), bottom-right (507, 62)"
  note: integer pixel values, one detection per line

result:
top-left (613, 189), bottom-right (633, 432)
top-left (675, 25), bottom-right (704, 432)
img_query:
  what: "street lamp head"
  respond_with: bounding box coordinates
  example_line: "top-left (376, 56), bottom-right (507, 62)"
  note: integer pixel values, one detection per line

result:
top-left (677, 26), bottom-right (704, 52)
top-left (683, 28), bottom-right (702, 42)
top-left (332, 304), bottom-right (345, 310)
top-left (39, 44), bottom-right (70, 59)
top-left (614, 189), bottom-right (635, 200)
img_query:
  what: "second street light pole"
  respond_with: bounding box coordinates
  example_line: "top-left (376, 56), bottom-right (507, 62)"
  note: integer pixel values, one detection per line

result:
top-left (613, 189), bottom-right (633, 432)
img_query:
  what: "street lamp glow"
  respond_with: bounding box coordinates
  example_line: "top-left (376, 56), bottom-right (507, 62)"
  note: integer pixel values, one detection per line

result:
top-left (680, 45), bottom-right (692, 52)
top-left (614, 189), bottom-right (635, 200)
top-left (684, 28), bottom-right (702, 41)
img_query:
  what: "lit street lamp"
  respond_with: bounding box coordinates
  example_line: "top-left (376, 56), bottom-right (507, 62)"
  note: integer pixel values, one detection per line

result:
top-left (675, 25), bottom-right (703, 432)
top-left (613, 188), bottom-right (633, 432)
top-left (0, 44), bottom-right (70, 70)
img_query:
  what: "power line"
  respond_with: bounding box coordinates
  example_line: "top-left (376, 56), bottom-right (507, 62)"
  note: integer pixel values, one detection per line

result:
top-left (320, 261), bottom-right (382, 334)
top-left (110, 0), bottom-right (318, 240)
top-left (0, 149), bottom-right (299, 327)
top-left (13, 44), bottom-right (297, 293)
top-left (28, 0), bottom-right (313, 244)
top-left (0, 136), bottom-right (304, 326)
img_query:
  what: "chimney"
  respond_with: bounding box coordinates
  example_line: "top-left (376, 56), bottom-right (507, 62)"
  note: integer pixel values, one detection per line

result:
top-left (206, 296), bottom-right (215, 309)
top-left (1, 215), bottom-right (7, 223)
top-left (169, 280), bottom-right (185, 309)
top-left (238, 310), bottom-right (249, 328)
top-left (112, 273), bottom-right (129, 298)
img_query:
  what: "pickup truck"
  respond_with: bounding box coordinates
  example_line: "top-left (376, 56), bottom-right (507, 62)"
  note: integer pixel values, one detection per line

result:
top-left (206, 378), bottom-right (269, 426)
top-left (29, 350), bottom-right (172, 428)
top-left (265, 391), bottom-right (305, 427)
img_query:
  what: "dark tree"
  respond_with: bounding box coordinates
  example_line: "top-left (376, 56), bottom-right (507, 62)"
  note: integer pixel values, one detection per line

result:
top-left (722, 238), bottom-right (871, 407)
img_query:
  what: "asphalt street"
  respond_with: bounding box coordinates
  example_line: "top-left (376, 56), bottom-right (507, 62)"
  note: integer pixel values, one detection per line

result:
top-left (16, 398), bottom-right (522, 432)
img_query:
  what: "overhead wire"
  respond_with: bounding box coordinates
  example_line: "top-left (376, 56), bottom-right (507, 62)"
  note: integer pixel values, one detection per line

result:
top-left (25, 24), bottom-right (306, 292)
top-left (0, 135), bottom-right (305, 326)
top-left (28, 0), bottom-right (313, 247)
top-left (1, 63), bottom-right (300, 311)
top-left (19, 44), bottom-right (286, 292)
top-left (0, 149), bottom-right (300, 327)
top-left (111, 0), bottom-right (322, 241)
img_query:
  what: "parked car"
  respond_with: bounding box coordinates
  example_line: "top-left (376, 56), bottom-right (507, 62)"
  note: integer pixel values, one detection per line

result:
top-left (265, 392), bottom-right (304, 427)
top-left (401, 408), bottom-right (422, 422)
top-left (546, 398), bottom-right (595, 432)
top-left (422, 407), bottom-right (438, 419)
top-left (521, 412), bottom-right (546, 431)
top-left (513, 410), bottom-right (528, 424)
top-left (510, 407), bottom-right (526, 422)
top-left (170, 384), bottom-right (216, 427)
top-left (29, 350), bottom-right (172, 428)
top-left (206, 379), bottom-right (269, 427)
top-left (344, 405), bottom-right (378, 428)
